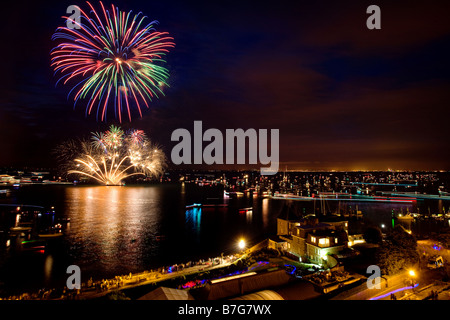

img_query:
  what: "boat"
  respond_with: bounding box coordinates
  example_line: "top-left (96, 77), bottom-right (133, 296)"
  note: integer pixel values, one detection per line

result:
top-left (22, 240), bottom-right (46, 251)
top-left (411, 212), bottom-right (422, 218)
top-left (186, 203), bottom-right (202, 209)
top-left (38, 232), bottom-right (63, 238)
top-left (431, 214), bottom-right (445, 221)
top-left (38, 224), bottom-right (64, 238)
top-left (396, 213), bottom-right (415, 221)
top-left (224, 191), bottom-right (244, 197)
top-left (10, 226), bottom-right (32, 232)
top-left (239, 207), bottom-right (253, 213)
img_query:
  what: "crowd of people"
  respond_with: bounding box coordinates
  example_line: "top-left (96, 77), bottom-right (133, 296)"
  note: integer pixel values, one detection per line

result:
top-left (0, 253), bottom-right (239, 300)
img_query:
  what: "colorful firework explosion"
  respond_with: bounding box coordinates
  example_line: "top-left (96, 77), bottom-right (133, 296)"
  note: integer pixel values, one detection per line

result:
top-left (57, 125), bottom-right (166, 185)
top-left (51, 1), bottom-right (175, 122)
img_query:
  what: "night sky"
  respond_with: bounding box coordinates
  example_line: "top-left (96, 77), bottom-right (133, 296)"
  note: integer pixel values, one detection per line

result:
top-left (1, 0), bottom-right (449, 171)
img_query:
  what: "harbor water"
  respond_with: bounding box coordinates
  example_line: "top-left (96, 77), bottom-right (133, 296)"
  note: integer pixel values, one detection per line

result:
top-left (0, 183), bottom-right (449, 295)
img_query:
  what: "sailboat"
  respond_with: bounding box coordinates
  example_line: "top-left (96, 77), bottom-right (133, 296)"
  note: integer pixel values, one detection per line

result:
top-left (396, 207), bottom-right (414, 221)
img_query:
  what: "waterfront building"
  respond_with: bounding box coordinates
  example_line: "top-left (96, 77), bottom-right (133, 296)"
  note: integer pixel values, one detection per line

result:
top-left (276, 205), bottom-right (348, 266)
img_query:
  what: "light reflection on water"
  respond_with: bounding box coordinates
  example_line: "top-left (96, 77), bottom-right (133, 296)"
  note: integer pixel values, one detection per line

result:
top-left (63, 186), bottom-right (164, 278)
top-left (56, 184), bottom-right (279, 282)
top-left (57, 184), bottom-right (282, 283)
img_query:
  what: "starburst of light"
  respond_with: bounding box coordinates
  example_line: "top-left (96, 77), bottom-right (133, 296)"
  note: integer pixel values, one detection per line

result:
top-left (51, 1), bottom-right (175, 122)
top-left (58, 125), bottom-right (165, 185)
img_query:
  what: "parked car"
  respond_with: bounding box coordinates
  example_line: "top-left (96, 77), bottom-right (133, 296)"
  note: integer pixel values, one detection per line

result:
top-left (427, 255), bottom-right (444, 269)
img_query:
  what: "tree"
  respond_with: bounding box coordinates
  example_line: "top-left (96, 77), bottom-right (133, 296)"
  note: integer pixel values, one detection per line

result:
top-left (436, 232), bottom-right (450, 249)
top-left (363, 225), bottom-right (383, 244)
top-left (375, 225), bottom-right (419, 275)
top-left (376, 243), bottom-right (406, 275)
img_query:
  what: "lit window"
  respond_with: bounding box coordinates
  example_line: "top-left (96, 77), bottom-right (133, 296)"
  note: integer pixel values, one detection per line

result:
top-left (311, 236), bottom-right (316, 243)
top-left (319, 238), bottom-right (329, 246)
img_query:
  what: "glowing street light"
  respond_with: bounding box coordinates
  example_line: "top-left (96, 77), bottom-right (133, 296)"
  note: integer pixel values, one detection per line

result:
top-left (238, 239), bottom-right (246, 250)
top-left (407, 269), bottom-right (418, 289)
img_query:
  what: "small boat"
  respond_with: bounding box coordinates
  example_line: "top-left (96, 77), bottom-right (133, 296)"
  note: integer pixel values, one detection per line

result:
top-left (186, 203), bottom-right (202, 209)
top-left (431, 214), bottom-right (445, 221)
top-left (23, 245), bottom-right (46, 251)
top-left (396, 213), bottom-right (415, 221)
top-left (224, 191), bottom-right (244, 197)
top-left (239, 207), bottom-right (253, 213)
top-left (22, 239), bottom-right (46, 251)
top-left (10, 226), bottom-right (32, 232)
top-left (38, 232), bottom-right (63, 238)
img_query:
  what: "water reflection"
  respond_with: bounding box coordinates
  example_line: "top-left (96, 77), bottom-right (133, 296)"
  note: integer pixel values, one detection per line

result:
top-left (44, 254), bottom-right (53, 284)
top-left (185, 207), bottom-right (202, 234)
top-left (246, 209), bottom-right (253, 224)
top-left (262, 198), bottom-right (269, 228)
top-left (63, 186), bottom-right (163, 278)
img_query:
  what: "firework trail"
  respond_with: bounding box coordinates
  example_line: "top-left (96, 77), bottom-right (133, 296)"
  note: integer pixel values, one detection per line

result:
top-left (51, 1), bottom-right (175, 122)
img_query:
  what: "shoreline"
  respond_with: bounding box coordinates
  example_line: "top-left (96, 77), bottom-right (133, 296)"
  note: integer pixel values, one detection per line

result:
top-left (0, 249), bottom-right (250, 300)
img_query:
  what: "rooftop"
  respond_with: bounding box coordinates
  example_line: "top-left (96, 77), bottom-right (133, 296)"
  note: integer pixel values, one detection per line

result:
top-left (296, 222), bottom-right (331, 230)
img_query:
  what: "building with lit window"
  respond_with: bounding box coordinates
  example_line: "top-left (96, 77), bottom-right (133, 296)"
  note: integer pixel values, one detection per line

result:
top-left (276, 205), bottom-right (348, 265)
top-left (305, 229), bottom-right (347, 264)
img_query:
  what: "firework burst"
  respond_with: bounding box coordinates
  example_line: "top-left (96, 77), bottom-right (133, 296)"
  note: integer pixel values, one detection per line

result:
top-left (51, 1), bottom-right (175, 122)
top-left (57, 126), bottom-right (166, 185)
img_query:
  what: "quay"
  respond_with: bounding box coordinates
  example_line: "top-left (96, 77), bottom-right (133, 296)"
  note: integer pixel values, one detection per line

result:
top-left (76, 254), bottom-right (243, 300)
top-left (0, 251), bottom-right (250, 300)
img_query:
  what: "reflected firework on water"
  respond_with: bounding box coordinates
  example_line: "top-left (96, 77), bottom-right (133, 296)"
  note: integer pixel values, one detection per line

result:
top-left (55, 125), bottom-right (166, 185)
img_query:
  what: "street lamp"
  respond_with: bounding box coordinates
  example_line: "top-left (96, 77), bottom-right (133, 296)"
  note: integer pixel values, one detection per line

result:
top-left (238, 239), bottom-right (246, 250)
top-left (408, 269), bottom-right (418, 289)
